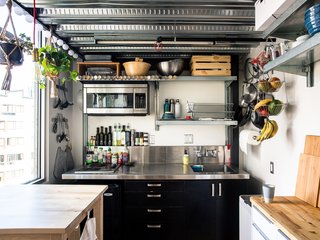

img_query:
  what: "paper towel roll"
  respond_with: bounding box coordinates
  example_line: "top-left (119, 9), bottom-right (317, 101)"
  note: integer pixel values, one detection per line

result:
top-left (239, 130), bottom-right (260, 154)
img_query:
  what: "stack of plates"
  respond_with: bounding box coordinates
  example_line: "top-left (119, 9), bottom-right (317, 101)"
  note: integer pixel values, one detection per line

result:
top-left (305, 4), bottom-right (320, 36)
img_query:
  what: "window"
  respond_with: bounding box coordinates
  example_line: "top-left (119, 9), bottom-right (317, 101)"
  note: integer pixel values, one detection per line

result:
top-left (0, 6), bottom-right (43, 184)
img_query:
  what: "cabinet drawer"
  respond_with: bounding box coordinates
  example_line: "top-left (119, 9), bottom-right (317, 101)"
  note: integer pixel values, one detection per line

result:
top-left (125, 206), bottom-right (185, 222)
top-left (252, 206), bottom-right (276, 239)
top-left (124, 180), bottom-right (185, 192)
top-left (124, 191), bottom-right (184, 206)
top-left (124, 220), bottom-right (185, 240)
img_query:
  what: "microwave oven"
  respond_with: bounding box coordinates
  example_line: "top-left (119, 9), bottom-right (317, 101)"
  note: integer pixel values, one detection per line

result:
top-left (83, 83), bottom-right (149, 115)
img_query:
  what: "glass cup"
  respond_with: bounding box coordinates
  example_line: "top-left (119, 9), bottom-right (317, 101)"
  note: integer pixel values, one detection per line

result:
top-left (262, 184), bottom-right (275, 203)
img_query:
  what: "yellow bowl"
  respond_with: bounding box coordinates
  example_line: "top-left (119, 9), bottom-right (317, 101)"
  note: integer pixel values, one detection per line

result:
top-left (123, 61), bottom-right (151, 76)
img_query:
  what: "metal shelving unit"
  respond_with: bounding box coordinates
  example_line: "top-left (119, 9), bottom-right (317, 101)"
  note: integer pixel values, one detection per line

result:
top-left (154, 75), bottom-right (238, 130)
top-left (261, 0), bottom-right (320, 87)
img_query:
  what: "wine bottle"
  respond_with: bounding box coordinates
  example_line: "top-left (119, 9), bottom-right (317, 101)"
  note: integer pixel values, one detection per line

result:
top-left (99, 126), bottom-right (104, 146)
top-left (107, 126), bottom-right (112, 146)
top-left (95, 127), bottom-right (100, 146)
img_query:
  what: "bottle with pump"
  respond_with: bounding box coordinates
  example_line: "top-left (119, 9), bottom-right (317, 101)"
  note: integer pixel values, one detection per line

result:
top-left (183, 149), bottom-right (189, 165)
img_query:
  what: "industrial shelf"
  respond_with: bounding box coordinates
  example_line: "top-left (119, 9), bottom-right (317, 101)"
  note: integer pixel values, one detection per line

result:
top-left (263, 32), bottom-right (320, 87)
top-left (155, 119), bottom-right (238, 127)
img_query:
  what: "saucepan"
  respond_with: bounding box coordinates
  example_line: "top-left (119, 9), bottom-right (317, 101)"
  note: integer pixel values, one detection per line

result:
top-left (240, 83), bottom-right (258, 107)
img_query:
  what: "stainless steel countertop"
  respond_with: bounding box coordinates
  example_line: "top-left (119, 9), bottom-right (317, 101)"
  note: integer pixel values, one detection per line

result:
top-left (62, 163), bottom-right (250, 180)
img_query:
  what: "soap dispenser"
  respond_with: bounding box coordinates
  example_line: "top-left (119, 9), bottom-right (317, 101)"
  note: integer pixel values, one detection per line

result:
top-left (183, 149), bottom-right (189, 165)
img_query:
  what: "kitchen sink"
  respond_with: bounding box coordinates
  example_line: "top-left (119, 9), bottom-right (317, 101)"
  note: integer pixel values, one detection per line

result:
top-left (190, 164), bottom-right (237, 174)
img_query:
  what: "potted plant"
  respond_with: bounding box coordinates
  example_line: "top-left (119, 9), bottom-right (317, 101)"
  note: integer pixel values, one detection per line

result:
top-left (37, 45), bottom-right (78, 97)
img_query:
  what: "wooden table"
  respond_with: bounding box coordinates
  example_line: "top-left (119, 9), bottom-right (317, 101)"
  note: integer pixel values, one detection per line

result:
top-left (0, 184), bottom-right (108, 240)
top-left (251, 196), bottom-right (320, 240)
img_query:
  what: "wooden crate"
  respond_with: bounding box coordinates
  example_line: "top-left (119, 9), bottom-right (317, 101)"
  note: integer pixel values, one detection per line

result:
top-left (190, 55), bottom-right (231, 76)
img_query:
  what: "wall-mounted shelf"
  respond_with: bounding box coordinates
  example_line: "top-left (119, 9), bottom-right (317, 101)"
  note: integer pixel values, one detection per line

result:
top-left (156, 119), bottom-right (238, 126)
top-left (154, 75), bottom-right (238, 130)
top-left (263, 32), bottom-right (320, 87)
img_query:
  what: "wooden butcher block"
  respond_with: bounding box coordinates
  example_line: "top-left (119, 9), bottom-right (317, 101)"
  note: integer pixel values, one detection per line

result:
top-left (304, 135), bottom-right (320, 157)
top-left (295, 153), bottom-right (320, 207)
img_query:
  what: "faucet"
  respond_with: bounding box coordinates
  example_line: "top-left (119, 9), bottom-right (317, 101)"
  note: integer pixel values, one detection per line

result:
top-left (205, 149), bottom-right (218, 158)
top-left (195, 146), bottom-right (204, 163)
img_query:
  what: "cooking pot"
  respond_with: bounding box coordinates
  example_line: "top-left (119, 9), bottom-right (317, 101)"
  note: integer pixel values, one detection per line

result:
top-left (240, 83), bottom-right (258, 107)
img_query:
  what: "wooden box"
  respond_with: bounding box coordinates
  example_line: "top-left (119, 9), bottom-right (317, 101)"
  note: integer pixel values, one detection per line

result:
top-left (190, 55), bottom-right (231, 76)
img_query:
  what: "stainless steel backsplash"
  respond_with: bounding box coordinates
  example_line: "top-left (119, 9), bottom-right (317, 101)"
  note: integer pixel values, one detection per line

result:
top-left (129, 146), bottom-right (225, 164)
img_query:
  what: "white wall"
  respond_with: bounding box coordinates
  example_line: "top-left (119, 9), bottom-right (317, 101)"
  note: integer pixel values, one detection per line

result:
top-left (67, 78), bottom-right (228, 168)
top-left (241, 46), bottom-right (320, 196)
top-left (86, 81), bottom-right (227, 146)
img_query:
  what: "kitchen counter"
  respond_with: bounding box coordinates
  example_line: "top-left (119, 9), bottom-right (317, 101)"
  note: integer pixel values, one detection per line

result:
top-left (0, 184), bottom-right (107, 240)
top-left (62, 163), bottom-right (250, 180)
top-left (251, 196), bottom-right (320, 240)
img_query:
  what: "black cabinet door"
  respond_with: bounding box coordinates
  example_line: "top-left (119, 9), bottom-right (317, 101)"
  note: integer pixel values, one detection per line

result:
top-left (186, 180), bottom-right (247, 240)
top-left (216, 179), bottom-right (247, 240)
top-left (185, 180), bottom-right (217, 240)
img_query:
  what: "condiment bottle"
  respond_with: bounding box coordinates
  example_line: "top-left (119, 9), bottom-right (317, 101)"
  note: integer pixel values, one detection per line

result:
top-left (183, 149), bottom-right (189, 165)
top-left (164, 99), bottom-right (170, 112)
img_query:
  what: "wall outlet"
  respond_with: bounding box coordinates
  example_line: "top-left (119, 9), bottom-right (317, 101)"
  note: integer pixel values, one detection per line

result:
top-left (184, 134), bottom-right (193, 144)
top-left (149, 135), bottom-right (155, 144)
top-left (270, 161), bottom-right (274, 174)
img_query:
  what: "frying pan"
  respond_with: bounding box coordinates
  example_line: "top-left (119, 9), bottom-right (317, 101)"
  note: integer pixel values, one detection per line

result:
top-left (234, 105), bottom-right (252, 127)
top-left (251, 110), bottom-right (267, 129)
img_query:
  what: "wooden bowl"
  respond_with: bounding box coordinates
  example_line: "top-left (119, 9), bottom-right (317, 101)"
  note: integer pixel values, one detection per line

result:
top-left (123, 60), bottom-right (151, 76)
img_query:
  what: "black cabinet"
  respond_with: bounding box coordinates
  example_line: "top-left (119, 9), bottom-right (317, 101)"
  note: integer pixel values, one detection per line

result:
top-left (123, 180), bottom-right (186, 240)
top-left (185, 180), bottom-right (247, 240)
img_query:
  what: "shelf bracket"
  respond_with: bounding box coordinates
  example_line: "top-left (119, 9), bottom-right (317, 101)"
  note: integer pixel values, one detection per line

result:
top-left (302, 64), bottom-right (314, 88)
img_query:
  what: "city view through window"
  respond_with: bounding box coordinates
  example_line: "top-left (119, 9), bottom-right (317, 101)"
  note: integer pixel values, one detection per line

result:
top-left (0, 5), bottom-right (41, 184)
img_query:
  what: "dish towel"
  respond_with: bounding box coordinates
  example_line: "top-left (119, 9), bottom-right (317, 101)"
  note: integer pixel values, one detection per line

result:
top-left (80, 217), bottom-right (97, 240)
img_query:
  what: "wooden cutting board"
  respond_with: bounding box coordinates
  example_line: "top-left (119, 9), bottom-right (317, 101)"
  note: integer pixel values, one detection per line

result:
top-left (304, 135), bottom-right (320, 157)
top-left (295, 153), bottom-right (320, 207)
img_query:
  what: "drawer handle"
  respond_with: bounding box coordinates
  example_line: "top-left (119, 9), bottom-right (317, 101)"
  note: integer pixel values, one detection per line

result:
top-left (147, 183), bottom-right (162, 187)
top-left (211, 183), bottom-right (215, 197)
top-left (147, 224), bottom-right (161, 229)
top-left (147, 194), bottom-right (161, 198)
top-left (219, 183), bottom-right (222, 197)
top-left (147, 209), bottom-right (162, 213)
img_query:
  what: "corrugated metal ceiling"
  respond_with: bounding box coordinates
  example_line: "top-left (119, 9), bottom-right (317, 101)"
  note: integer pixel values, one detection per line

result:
top-left (14, 0), bottom-right (262, 56)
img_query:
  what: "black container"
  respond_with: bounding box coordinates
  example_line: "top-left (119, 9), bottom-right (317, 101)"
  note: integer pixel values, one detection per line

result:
top-left (0, 42), bottom-right (24, 66)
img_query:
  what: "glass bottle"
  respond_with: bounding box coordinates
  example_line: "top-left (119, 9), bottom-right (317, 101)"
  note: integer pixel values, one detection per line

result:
top-left (95, 127), bottom-right (100, 146)
top-left (123, 145), bottom-right (129, 164)
top-left (121, 125), bottom-right (126, 146)
top-left (164, 98), bottom-right (170, 112)
top-left (99, 126), bottom-right (104, 146)
top-left (125, 123), bottom-right (131, 146)
top-left (112, 123), bottom-right (117, 146)
top-left (104, 127), bottom-right (108, 146)
top-left (117, 123), bottom-right (122, 146)
top-left (107, 126), bottom-right (112, 146)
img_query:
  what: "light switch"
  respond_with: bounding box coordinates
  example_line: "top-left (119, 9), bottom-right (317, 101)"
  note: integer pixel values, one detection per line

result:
top-left (184, 134), bottom-right (193, 144)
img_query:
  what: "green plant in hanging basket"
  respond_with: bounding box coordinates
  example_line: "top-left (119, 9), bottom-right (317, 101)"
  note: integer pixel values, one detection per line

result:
top-left (37, 45), bottom-right (78, 91)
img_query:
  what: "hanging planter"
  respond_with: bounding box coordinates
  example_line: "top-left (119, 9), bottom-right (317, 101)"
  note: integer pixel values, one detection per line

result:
top-left (37, 44), bottom-right (78, 97)
top-left (0, 0), bottom-right (33, 90)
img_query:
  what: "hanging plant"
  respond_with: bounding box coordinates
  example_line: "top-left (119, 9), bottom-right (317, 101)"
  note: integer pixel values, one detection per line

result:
top-left (37, 44), bottom-right (78, 97)
top-left (0, 0), bottom-right (33, 90)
